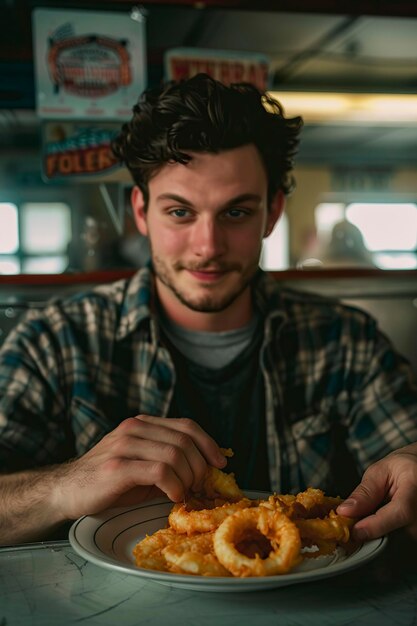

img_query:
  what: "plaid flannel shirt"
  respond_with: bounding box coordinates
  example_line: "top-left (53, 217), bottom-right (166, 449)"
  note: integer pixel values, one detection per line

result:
top-left (1, 267), bottom-right (416, 493)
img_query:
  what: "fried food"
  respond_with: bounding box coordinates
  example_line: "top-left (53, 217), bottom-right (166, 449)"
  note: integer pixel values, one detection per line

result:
top-left (134, 491), bottom-right (355, 577)
top-left (295, 488), bottom-right (343, 515)
top-left (169, 496), bottom-right (254, 534)
top-left (133, 453), bottom-right (357, 578)
top-left (259, 488), bottom-right (354, 554)
top-left (260, 487), bottom-right (344, 520)
top-left (167, 449), bottom-right (248, 534)
top-left (163, 532), bottom-right (231, 577)
top-left (198, 449), bottom-right (243, 501)
top-left (202, 466), bottom-right (244, 501)
top-left (213, 507), bottom-right (302, 577)
top-left (133, 528), bottom-right (232, 576)
top-left (133, 527), bottom-right (177, 572)
top-left (295, 510), bottom-right (354, 543)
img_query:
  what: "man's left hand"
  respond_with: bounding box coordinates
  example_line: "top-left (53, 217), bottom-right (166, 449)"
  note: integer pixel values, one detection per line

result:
top-left (337, 442), bottom-right (417, 541)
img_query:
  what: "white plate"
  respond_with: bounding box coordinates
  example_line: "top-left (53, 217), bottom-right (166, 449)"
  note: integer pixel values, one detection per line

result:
top-left (69, 492), bottom-right (387, 592)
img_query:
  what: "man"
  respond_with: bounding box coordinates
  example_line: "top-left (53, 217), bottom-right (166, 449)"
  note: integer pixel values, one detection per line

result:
top-left (0, 74), bottom-right (417, 545)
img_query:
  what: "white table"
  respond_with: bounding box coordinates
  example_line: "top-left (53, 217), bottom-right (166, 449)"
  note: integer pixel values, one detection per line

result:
top-left (1, 534), bottom-right (416, 626)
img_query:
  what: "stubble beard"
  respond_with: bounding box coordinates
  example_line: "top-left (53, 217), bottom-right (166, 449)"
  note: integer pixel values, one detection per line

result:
top-left (151, 253), bottom-right (260, 313)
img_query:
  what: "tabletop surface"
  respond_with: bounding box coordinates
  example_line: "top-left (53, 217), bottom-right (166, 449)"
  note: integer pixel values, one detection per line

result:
top-left (1, 534), bottom-right (417, 626)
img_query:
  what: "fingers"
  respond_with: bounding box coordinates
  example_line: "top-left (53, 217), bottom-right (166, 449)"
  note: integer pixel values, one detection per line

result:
top-left (349, 493), bottom-right (413, 541)
top-left (110, 415), bottom-right (226, 497)
top-left (135, 415), bottom-right (227, 468)
top-left (109, 458), bottom-right (189, 503)
top-left (336, 466), bottom-right (388, 541)
top-left (337, 467), bottom-right (387, 520)
top-left (337, 461), bottom-right (417, 541)
top-left (128, 438), bottom-right (197, 495)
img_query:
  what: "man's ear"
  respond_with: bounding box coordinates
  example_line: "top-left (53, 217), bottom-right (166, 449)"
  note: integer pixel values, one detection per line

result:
top-left (264, 190), bottom-right (285, 238)
top-left (131, 186), bottom-right (148, 237)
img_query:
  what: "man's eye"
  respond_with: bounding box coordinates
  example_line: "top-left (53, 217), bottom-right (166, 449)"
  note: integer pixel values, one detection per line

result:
top-left (226, 209), bottom-right (249, 219)
top-left (169, 208), bottom-right (190, 218)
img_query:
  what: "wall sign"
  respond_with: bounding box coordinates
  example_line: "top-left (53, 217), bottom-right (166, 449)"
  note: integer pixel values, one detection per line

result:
top-left (165, 48), bottom-right (270, 91)
top-left (32, 8), bottom-right (146, 119)
top-left (331, 168), bottom-right (393, 192)
top-left (41, 122), bottom-right (130, 183)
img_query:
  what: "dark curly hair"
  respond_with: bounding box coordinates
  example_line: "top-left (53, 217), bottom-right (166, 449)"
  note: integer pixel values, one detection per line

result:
top-left (112, 73), bottom-right (303, 209)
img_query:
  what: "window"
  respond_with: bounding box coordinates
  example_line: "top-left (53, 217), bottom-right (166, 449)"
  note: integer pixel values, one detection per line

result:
top-left (259, 211), bottom-right (289, 270)
top-left (313, 201), bottom-right (417, 269)
top-left (0, 203), bottom-right (19, 254)
top-left (0, 201), bottom-right (72, 274)
top-left (346, 202), bottom-right (417, 251)
top-left (0, 203), bottom-right (20, 273)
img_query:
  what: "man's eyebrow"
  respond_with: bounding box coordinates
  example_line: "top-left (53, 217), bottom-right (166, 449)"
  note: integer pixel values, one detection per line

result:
top-left (156, 193), bottom-right (193, 205)
top-left (156, 193), bottom-right (262, 206)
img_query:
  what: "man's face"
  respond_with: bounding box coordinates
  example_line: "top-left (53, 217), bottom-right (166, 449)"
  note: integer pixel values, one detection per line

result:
top-left (132, 144), bottom-right (282, 323)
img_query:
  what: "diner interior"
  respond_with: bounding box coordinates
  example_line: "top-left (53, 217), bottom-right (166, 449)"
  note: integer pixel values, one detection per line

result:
top-left (1, 4), bottom-right (417, 623)
top-left (0, 0), bottom-right (416, 373)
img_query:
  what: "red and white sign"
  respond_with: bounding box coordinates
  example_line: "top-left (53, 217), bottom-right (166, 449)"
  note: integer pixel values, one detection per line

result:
top-left (32, 8), bottom-right (146, 120)
top-left (165, 48), bottom-right (270, 91)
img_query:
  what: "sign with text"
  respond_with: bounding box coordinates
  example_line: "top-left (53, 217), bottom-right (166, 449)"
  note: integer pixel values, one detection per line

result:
top-left (32, 8), bottom-right (146, 119)
top-left (41, 121), bottom-right (130, 183)
top-left (331, 168), bottom-right (393, 192)
top-left (165, 48), bottom-right (270, 91)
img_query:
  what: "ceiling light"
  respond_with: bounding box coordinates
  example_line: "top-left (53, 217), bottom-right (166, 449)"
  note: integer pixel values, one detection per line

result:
top-left (268, 91), bottom-right (417, 124)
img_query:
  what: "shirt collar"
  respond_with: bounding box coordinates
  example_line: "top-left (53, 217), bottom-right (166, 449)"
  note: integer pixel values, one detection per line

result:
top-left (116, 266), bottom-right (156, 340)
top-left (115, 267), bottom-right (289, 341)
top-left (253, 270), bottom-right (288, 328)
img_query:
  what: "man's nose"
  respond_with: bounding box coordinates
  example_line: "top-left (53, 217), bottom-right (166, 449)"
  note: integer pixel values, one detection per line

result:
top-left (192, 218), bottom-right (226, 258)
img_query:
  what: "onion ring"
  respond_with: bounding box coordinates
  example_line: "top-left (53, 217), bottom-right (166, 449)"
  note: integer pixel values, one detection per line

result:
top-left (294, 488), bottom-right (343, 519)
top-left (133, 527), bottom-right (177, 571)
top-left (261, 488), bottom-right (344, 520)
top-left (295, 510), bottom-right (354, 543)
top-left (162, 532), bottom-right (231, 577)
top-left (193, 448), bottom-right (243, 501)
top-left (213, 507), bottom-right (301, 577)
top-left (169, 497), bottom-right (253, 534)
top-left (200, 465), bottom-right (243, 501)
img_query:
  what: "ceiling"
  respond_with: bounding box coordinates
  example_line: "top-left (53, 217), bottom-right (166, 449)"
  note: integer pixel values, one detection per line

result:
top-left (0, 0), bottom-right (417, 166)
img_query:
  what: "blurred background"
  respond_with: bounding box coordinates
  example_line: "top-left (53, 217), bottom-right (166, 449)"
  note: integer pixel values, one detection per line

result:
top-left (0, 0), bottom-right (416, 276)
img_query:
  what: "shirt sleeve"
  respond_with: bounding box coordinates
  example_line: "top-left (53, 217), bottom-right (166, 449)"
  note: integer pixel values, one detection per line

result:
top-left (340, 312), bottom-right (417, 472)
top-left (0, 309), bottom-right (75, 472)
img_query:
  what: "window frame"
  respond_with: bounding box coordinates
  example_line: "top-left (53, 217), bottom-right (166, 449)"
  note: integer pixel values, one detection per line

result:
top-left (0, 199), bottom-right (72, 274)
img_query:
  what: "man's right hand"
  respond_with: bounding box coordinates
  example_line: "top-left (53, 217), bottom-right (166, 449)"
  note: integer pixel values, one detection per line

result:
top-left (0, 415), bottom-right (226, 545)
top-left (53, 414), bottom-right (227, 521)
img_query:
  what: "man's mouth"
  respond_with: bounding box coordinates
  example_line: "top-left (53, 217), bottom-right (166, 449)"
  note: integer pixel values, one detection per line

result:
top-left (187, 268), bottom-right (227, 282)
